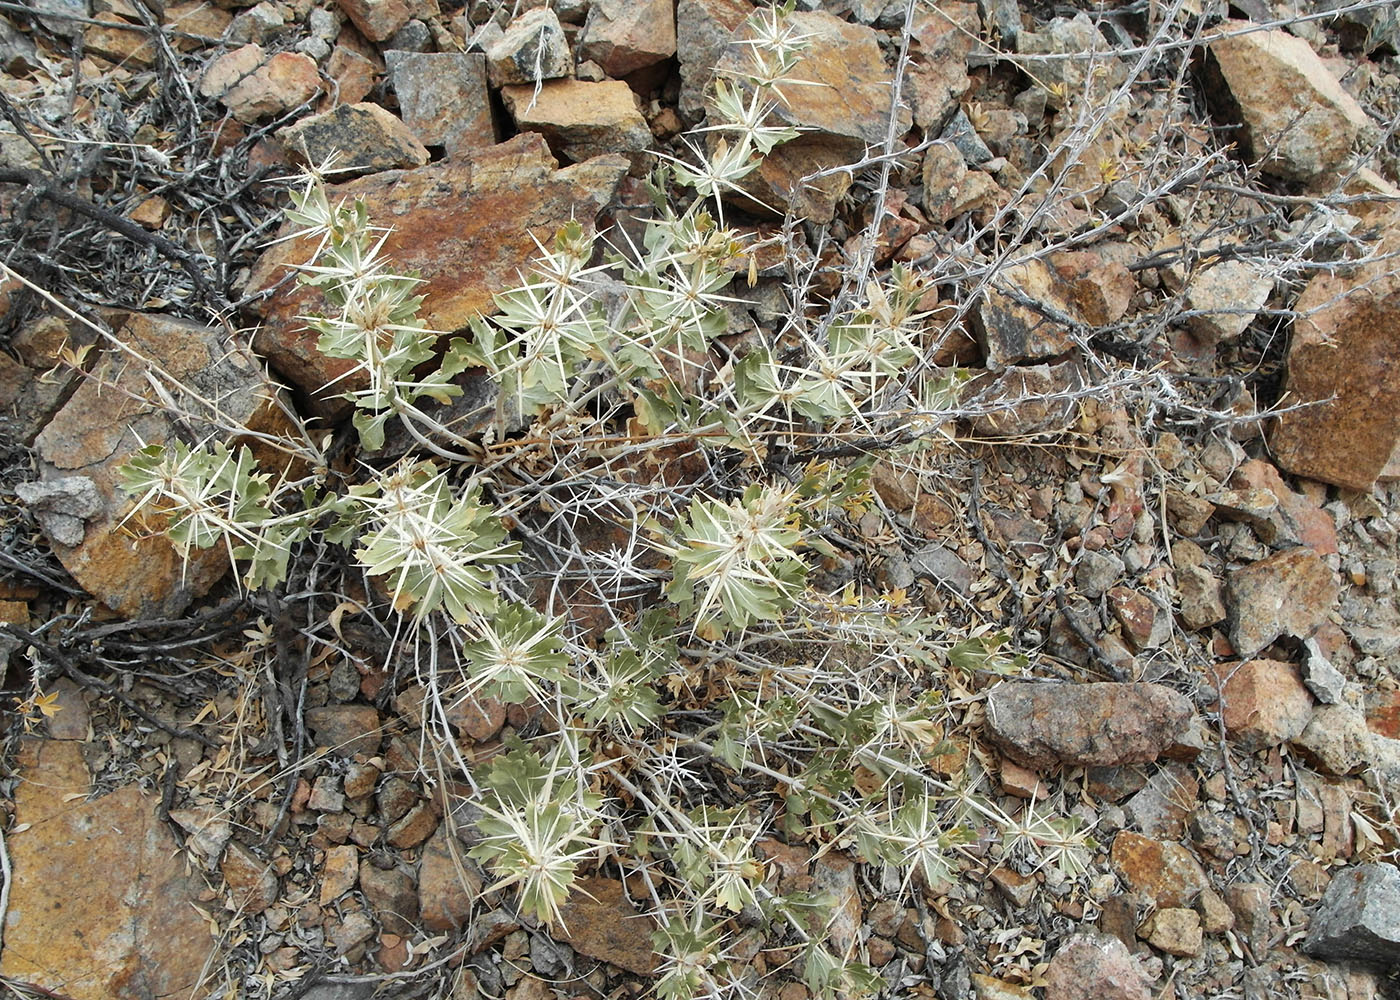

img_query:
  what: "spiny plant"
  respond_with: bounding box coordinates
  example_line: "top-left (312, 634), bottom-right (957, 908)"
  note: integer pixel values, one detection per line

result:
top-left (111, 5), bottom-right (1105, 998)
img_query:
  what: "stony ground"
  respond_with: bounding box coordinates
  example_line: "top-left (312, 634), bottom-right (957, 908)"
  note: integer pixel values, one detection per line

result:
top-left (2, 1), bottom-right (1400, 999)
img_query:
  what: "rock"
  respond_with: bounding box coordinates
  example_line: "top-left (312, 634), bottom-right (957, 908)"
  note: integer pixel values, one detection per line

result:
top-left (711, 11), bottom-right (911, 222)
top-left (578, 0), bottom-right (676, 77)
top-left (1197, 887), bottom-right (1235, 934)
top-left (16, 477), bottom-right (104, 548)
top-left (0, 740), bottom-right (211, 1000)
top-left (1051, 250), bottom-right (1135, 326)
top-left (328, 908), bottom-right (376, 955)
top-left (1123, 764), bottom-right (1198, 840)
top-left (555, 877), bottom-right (658, 974)
top-left (1018, 14), bottom-right (1126, 110)
top-left (1228, 460), bottom-right (1337, 554)
top-left (972, 258), bottom-right (1076, 368)
top-left (812, 853), bottom-right (862, 954)
top-left (0, 14), bottom-right (40, 73)
top-left (906, 2), bottom-right (980, 129)
top-left (921, 142), bottom-right (1003, 223)
top-left (1210, 659), bottom-right (1314, 752)
top-left (1156, 236), bottom-right (1274, 345)
top-left (1270, 208), bottom-right (1400, 490)
top-left (1138, 908), bottom-right (1202, 957)
top-left (1166, 490), bottom-right (1215, 537)
top-left (386, 51), bottom-right (495, 158)
top-left (909, 543), bottom-right (972, 597)
top-left (990, 866), bottom-right (1037, 908)
top-left (1301, 636), bottom-right (1347, 705)
top-left (278, 103), bottom-right (429, 174)
top-left (1106, 587), bottom-right (1171, 651)
top-left (308, 775), bottom-right (346, 812)
top-left (199, 42), bottom-right (266, 100)
top-left (1203, 22), bottom-right (1373, 182)
top-left (1075, 548), bottom-right (1124, 600)
top-left (1302, 862), bottom-right (1400, 967)
top-left (485, 8), bottom-right (572, 87)
top-left (1043, 931), bottom-right (1150, 1000)
top-left (1172, 540), bottom-right (1226, 630)
top-left (306, 704), bottom-right (383, 757)
top-left (1109, 832), bottom-right (1209, 908)
top-left (967, 360), bottom-right (1086, 439)
top-left (321, 844), bottom-right (361, 905)
top-left (1227, 547), bottom-right (1337, 656)
top-left (500, 79), bottom-right (652, 167)
top-left (1226, 883), bottom-right (1271, 956)
top-left (29, 313), bottom-right (292, 619)
top-left (419, 827), bottom-right (484, 930)
top-left (984, 682), bottom-right (1193, 770)
top-left (221, 841), bottom-right (279, 915)
top-left (386, 800), bottom-right (440, 848)
top-left (359, 861), bottom-right (419, 936)
top-left (336, 0), bottom-right (411, 42)
top-left (676, 0), bottom-right (755, 123)
top-left (325, 46), bottom-right (379, 108)
top-left (221, 50), bottom-right (321, 123)
top-left (84, 12), bottom-right (156, 66)
top-left (972, 974), bottom-right (1033, 1000)
top-left (246, 133), bottom-right (629, 405)
top-left (1292, 703), bottom-right (1369, 776)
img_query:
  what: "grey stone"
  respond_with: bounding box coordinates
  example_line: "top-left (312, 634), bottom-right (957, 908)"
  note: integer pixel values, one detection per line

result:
top-left (1303, 863), bottom-right (1400, 967)
top-left (485, 7), bottom-right (572, 87)
top-left (386, 51), bottom-right (495, 158)
top-left (909, 544), bottom-right (972, 597)
top-left (1301, 636), bottom-right (1347, 704)
top-left (29, 0), bottom-right (89, 37)
top-left (17, 477), bottom-right (103, 548)
top-left (941, 109), bottom-right (994, 167)
top-left (387, 17), bottom-right (431, 51)
top-left (1075, 548), bottom-right (1124, 599)
top-left (0, 17), bottom-right (39, 73)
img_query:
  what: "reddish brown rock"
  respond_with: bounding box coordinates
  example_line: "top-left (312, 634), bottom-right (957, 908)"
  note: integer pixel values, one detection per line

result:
top-left (1138, 907), bottom-right (1202, 957)
top-left (221, 841), bottom-right (279, 915)
top-left (906, 2), bottom-right (979, 128)
top-left (556, 877), bottom-right (658, 974)
top-left (0, 740), bottom-right (211, 1000)
top-left (359, 860), bottom-right (419, 935)
top-left (1051, 249), bottom-right (1135, 326)
top-left (386, 800), bottom-right (440, 848)
top-left (1043, 931), bottom-right (1150, 1000)
top-left (1109, 831), bottom-right (1209, 908)
top-left (419, 827), bottom-right (483, 930)
top-left (578, 0), bottom-right (676, 77)
top-left (501, 79), bottom-right (652, 168)
top-left (246, 133), bottom-right (629, 404)
top-left (1226, 547), bottom-right (1337, 656)
top-left (28, 313), bottom-right (293, 619)
top-left (221, 51), bottom-right (321, 123)
top-left (972, 258), bottom-right (1076, 368)
top-left (1270, 207), bottom-right (1400, 489)
top-left (1210, 659), bottom-right (1315, 752)
top-left (985, 681), bottom-right (1193, 770)
top-left (320, 844), bottom-right (360, 905)
top-left (1106, 587), bottom-right (1171, 651)
top-left (335, 0), bottom-right (411, 42)
top-left (1227, 460), bottom-right (1337, 553)
top-left (306, 704), bottom-right (383, 757)
top-left (278, 102), bottom-right (429, 173)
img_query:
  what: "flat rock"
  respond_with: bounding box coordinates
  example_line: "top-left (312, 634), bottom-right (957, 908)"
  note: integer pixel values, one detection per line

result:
top-left (221, 841), bottom-right (280, 915)
top-left (246, 133), bottom-right (629, 404)
top-left (1227, 547), bottom-right (1337, 656)
top-left (220, 50), bottom-right (321, 123)
top-left (1303, 862), bottom-right (1400, 967)
top-left (1210, 659), bottom-right (1314, 752)
top-left (1270, 207), bottom-right (1400, 489)
top-left (972, 258), bottom-right (1076, 368)
top-left (1043, 931), bottom-right (1150, 1000)
top-left (501, 78), bottom-right (652, 167)
top-left (1292, 702), bottom-right (1369, 776)
top-left (359, 860), bottom-right (418, 935)
top-left (984, 681), bottom-right (1193, 770)
top-left (336, 0), bottom-right (412, 42)
top-left (578, 0), bottom-right (676, 77)
top-left (1228, 459), bottom-right (1337, 554)
top-left (967, 360), bottom-right (1085, 439)
top-left (278, 102), bottom-right (428, 174)
top-left (1203, 22), bottom-right (1373, 182)
top-left (485, 8), bottom-right (572, 87)
top-left (1109, 831), bottom-right (1209, 908)
top-left (306, 704), bottom-right (383, 757)
top-left (386, 51), bottom-right (495, 158)
top-left (906, 2), bottom-right (979, 129)
top-left (1156, 236), bottom-right (1274, 345)
top-left (419, 827), bottom-right (483, 930)
top-left (30, 313), bottom-right (293, 619)
top-left (0, 739), bottom-right (212, 1000)
top-left (676, 0), bottom-right (756, 123)
top-left (1138, 907), bottom-right (1202, 957)
top-left (556, 876), bottom-right (658, 974)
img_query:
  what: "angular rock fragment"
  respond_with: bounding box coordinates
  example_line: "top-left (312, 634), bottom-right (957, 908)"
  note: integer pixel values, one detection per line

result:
top-left (202, 46), bottom-right (321, 123)
top-left (1203, 23), bottom-right (1374, 182)
top-left (1210, 658), bottom-right (1314, 752)
top-left (676, 0), bottom-right (756, 123)
top-left (556, 877), bottom-right (658, 974)
top-left (1226, 547), bottom-right (1336, 656)
top-left (578, 0), bottom-right (676, 77)
top-left (419, 827), bottom-right (483, 930)
top-left (984, 681), bottom-right (1193, 769)
top-left (336, 0), bottom-right (412, 43)
top-left (278, 102), bottom-right (429, 173)
top-left (1156, 236), bottom-right (1274, 346)
top-left (1109, 831), bottom-right (1209, 908)
top-left (501, 79), bottom-right (652, 167)
top-left (386, 51), bottom-right (495, 158)
top-left (485, 8), bottom-right (572, 87)
top-left (967, 360), bottom-right (1085, 439)
top-left (1303, 862), bottom-right (1400, 967)
top-left (246, 133), bottom-right (629, 404)
top-left (1043, 931), bottom-right (1150, 1000)
top-left (906, 2), bottom-right (979, 128)
top-left (972, 258), bottom-right (1076, 368)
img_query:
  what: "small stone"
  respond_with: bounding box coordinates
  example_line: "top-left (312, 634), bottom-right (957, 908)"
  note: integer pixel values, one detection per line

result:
top-left (1229, 460), bottom-right (1337, 555)
top-left (500, 79), bottom-right (652, 167)
top-left (1289, 859), bottom-right (1333, 902)
top-left (1226, 883), bottom-right (1271, 956)
top-left (1156, 235), bottom-right (1274, 345)
top-left (1227, 547), bottom-right (1337, 657)
top-left (1106, 587), bottom-right (1171, 651)
top-left (555, 877), bottom-right (658, 974)
top-left (308, 776), bottom-right (346, 812)
top-left (278, 103), bottom-right (429, 174)
top-left (386, 51), bottom-right (495, 158)
top-left (419, 827), bottom-right (483, 930)
top-left (577, 0), bottom-right (676, 77)
top-left (1196, 887), bottom-right (1235, 934)
top-left (306, 704), bottom-right (382, 757)
top-left (1138, 908), bottom-right (1202, 957)
top-left (221, 51), bottom-right (321, 123)
top-left (675, 0), bottom-right (753, 122)
top-left (221, 841), bottom-right (279, 915)
top-left (985, 682), bottom-right (1193, 770)
top-left (1123, 764), bottom-right (1198, 840)
top-left (967, 361), bottom-right (1085, 439)
top-left (909, 543), bottom-right (972, 597)
top-left (990, 867), bottom-right (1037, 908)
top-left (386, 801), bottom-right (439, 848)
top-left (169, 806), bottom-right (233, 862)
top-left (343, 762), bottom-right (380, 799)
top-left (1210, 659), bottom-right (1315, 752)
top-left (971, 974), bottom-right (1034, 1000)
top-left (1051, 249), bottom-right (1135, 326)
top-left (328, 909), bottom-right (376, 955)
top-left (359, 861), bottom-right (419, 936)
top-left (1075, 548), bottom-right (1124, 600)
top-left (905, 2), bottom-right (979, 128)
top-left (1203, 22), bottom-right (1374, 182)
top-left (325, 46), bottom-right (378, 107)
top-left (1292, 703), bottom-right (1369, 775)
top-left (812, 853), bottom-right (862, 955)
top-left (321, 845), bottom-right (360, 905)
top-left (335, 0), bottom-right (411, 42)
top-left (1300, 637), bottom-right (1347, 705)
top-left (1166, 491), bottom-right (1215, 536)
top-left (1043, 931), bottom-right (1150, 1000)
top-left (1000, 758), bottom-right (1047, 799)
top-left (1302, 863), bottom-right (1400, 967)
top-left (972, 258), bottom-right (1075, 368)
top-left (485, 8), bottom-right (571, 87)
top-left (377, 776), bottom-right (419, 823)
top-left (131, 195), bottom-right (170, 229)
top-left (1110, 832), bottom-right (1209, 908)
